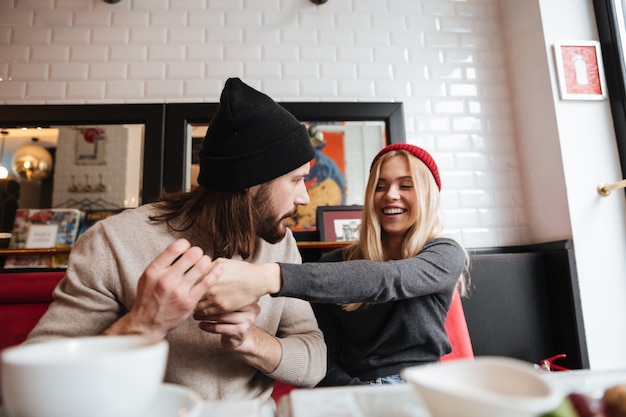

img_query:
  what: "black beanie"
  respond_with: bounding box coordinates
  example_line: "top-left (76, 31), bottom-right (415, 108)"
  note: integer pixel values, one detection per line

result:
top-left (197, 78), bottom-right (315, 191)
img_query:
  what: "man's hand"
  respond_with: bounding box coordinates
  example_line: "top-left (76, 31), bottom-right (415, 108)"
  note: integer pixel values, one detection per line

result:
top-left (194, 303), bottom-right (261, 350)
top-left (104, 239), bottom-right (222, 339)
top-left (194, 259), bottom-right (282, 315)
top-left (194, 303), bottom-right (282, 374)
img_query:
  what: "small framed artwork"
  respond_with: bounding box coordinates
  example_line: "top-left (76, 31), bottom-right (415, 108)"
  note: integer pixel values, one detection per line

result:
top-left (553, 40), bottom-right (608, 100)
top-left (316, 205), bottom-right (363, 242)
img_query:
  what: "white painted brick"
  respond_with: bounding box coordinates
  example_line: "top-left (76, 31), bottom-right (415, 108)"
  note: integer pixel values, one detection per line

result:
top-left (132, 0), bottom-right (169, 11)
top-left (74, 11), bottom-right (112, 28)
top-left (455, 152), bottom-right (488, 170)
top-left (225, 11), bottom-right (262, 27)
top-left (406, 48), bottom-right (441, 64)
top-left (92, 28), bottom-right (129, 45)
top-left (0, 81), bottom-right (27, 99)
top-left (106, 80), bottom-right (144, 98)
top-left (388, 0), bottom-right (422, 14)
top-left (89, 63), bottom-right (128, 80)
top-left (26, 81), bottom-right (66, 99)
top-left (449, 83), bottom-right (478, 97)
top-left (478, 208), bottom-right (517, 227)
top-left (357, 60), bottom-right (393, 80)
top-left (0, 28), bottom-right (10, 44)
top-left (110, 45), bottom-right (147, 62)
top-left (320, 62), bottom-right (356, 79)
top-left (148, 45), bottom-right (185, 62)
top-left (167, 62), bottom-right (204, 79)
top-left (170, 0), bottom-right (207, 11)
top-left (471, 134), bottom-right (517, 153)
top-left (374, 46), bottom-right (409, 64)
top-left (112, 11), bottom-right (150, 28)
top-left (395, 65), bottom-right (429, 83)
top-left (337, 80), bottom-right (375, 98)
top-left (205, 62), bottom-right (244, 79)
top-left (374, 79), bottom-right (410, 98)
top-left (67, 81), bottom-right (105, 99)
top-left (0, 10), bottom-right (33, 27)
top-left (301, 79), bottom-right (336, 97)
top-left (406, 16), bottom-right (441, 32)
top-left (52, 28), bottom-right (90, 44)
top-left (300, 46), bottom-right (336, 62)
top-left (433, 99), bottom-right (465, 114)
top-left (224, 44), bottom-right (261, 61)
top-left (12, 27), bottom-right (51, 45)
top-left (70, 45), bottom-right (109, 62)
top-left (246, 0), bottom-right (280, 12)
top-left (8, 63), bottom-right (49, 81)
top-left (150, 11), bottom-right (187, 27)
top-left (34, 10), bottom-right (73, 28)
top-left (459, 190), bottom-right (494, 208)
top-left (475, 170), bottom-right (513, 189)
top-left (281, 28), bottom-right (316, 44)
top-left (208, 27), bottom-right (243, 43)
top-left (31, 45), bottom-right (69, 62)
top-left (439, 17), bottom-right (474, 33)
top-left (451, 116), bottom-right (482, 132)
top-left (56, 0), bottom-right (96, 8)
top-left (187, 44), bottom-right (223, 61)
top-left (354, 29), bottom-right (390, 47)
top-left (16, 0), bottom-right (53, 9)
top-left (131, 28), bottom-right (167, 44)
top-left (373, 14), bottom-right (407, 30)
top-left (188, 11), bottom-right (224, 28)
top-left (283, 62), bottom-right (319, 79)
top-left (425, 32), bottom-right (460, 49)
top-left (436, 134), bottom-right (472, 151)
top-left (128, 63), bottom-right (165, 79)
top-left (442, 208), bottom-right (479, 228)
top-left (460, 228), bottom-right (498, 248)
top-left (262, 79), bottom-right (300, 97)
top-left (428, 64), bottom-right (464, 80)
top-left (417, 116), bottom-right (450, 132)
top-left (262, 44), bottom-right (298, 61)
top-left (183, 79), bottom-right (220, 98)
top-left (244, 28), bottom-right (280, 44)
top-left (208, 0), bottom-right (243, 10)
top-left (3, 45), bottom-right (30, 63)
top-left (300, 12), bottom-right (335, 29)
top-left (169, 28), bottom-right (205, 44)
top-left (456, 3), bottom-right (498, 18)
top-left (244, 62), bottom-right (281, 79)
top-left (145, 80), bottom-right (183, 98)
top-left (423, 1), bottom-right (455, 17)
top-left (319, 29), bottom-right (353, 46)
top-left (50, 63), bottom-right (88, 81)
top-left (337, 46), bottom-right (372, 62)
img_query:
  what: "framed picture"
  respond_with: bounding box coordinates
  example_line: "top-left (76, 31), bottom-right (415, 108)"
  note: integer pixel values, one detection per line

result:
top-left (316, 205), bottom-right (363, 242)
top-left (553, 40), bottom-right (608, 100)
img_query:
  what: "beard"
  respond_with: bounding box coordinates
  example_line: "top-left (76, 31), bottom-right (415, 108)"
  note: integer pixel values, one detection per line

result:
top-left (252, 185), bottom-right (298, 244)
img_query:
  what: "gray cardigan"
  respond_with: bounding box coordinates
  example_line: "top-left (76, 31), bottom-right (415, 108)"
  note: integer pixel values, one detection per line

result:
top-left (278, 238), bottom-right (466, 385)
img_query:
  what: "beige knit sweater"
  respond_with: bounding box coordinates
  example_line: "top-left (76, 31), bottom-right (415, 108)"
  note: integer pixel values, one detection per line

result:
top-left (27, 204), bottom-right (326, 401)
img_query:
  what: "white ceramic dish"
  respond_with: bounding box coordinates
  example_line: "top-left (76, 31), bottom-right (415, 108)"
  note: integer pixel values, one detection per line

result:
top-left (147, 384), bottom-right (203, 417)
top-left (401, 356), bottom-right (563, 417)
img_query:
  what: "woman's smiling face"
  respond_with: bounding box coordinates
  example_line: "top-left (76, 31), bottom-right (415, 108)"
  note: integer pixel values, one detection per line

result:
top-left (373, 155), bottom-right (417, 238)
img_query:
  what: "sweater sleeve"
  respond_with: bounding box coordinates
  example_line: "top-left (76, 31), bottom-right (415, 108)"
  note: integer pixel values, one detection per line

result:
top-left (277, 238), bottom-right (465, 303)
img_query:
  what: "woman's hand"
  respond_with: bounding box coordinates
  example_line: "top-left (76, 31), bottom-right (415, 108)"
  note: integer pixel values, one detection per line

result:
top-left (195, 259), bottom-right (282, 315)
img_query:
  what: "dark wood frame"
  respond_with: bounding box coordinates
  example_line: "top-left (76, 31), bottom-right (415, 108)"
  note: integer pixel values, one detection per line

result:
top-left (163, 102), bottom-right (406, 193)
top-left (316, 205), bottom-right (363, 242)
top-left (0, 104), bottom-right (166, 204)
top-left (594, 0), bottom-right (626, 184)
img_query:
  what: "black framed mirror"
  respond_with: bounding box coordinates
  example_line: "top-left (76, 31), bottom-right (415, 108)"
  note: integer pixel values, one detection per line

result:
top-left (0, 104), bottom-right (165, 208)
top-left (163, 102), bottom-right (406, 240)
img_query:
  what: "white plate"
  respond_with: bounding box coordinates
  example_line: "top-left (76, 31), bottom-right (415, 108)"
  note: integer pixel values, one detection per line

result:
top-left (146, 383), bottom-right (203, 417)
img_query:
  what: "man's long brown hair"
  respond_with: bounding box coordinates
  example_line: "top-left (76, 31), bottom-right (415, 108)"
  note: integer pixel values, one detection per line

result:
top-left (149, 186), bottom-right (257, 259)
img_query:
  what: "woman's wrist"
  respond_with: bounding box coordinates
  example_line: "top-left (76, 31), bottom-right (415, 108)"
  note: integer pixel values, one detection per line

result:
top-left (262, 263), bottom-right (282, 295)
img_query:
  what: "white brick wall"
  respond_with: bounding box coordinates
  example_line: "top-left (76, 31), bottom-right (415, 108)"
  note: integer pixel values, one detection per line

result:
top-left (0, 0), bottom-right (527, 248)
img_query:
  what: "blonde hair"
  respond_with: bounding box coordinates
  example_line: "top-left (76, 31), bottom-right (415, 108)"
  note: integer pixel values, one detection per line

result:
top-left (341, 150), bottom-right (469, 311)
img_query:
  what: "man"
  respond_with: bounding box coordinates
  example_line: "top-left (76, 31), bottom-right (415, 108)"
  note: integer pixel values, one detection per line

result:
top-left (26, 78), bottom-right (326, 401)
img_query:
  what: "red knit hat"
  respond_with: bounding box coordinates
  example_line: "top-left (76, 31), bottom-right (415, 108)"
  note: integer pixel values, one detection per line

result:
top-left (370, 143), bottom-right (441, 190)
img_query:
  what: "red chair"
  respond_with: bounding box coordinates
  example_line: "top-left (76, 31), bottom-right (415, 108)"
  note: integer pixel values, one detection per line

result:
top-left (441, 289), bottom-right (474, 361)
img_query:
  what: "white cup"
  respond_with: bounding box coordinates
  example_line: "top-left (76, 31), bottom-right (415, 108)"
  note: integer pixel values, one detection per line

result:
top-left (1, 335), bottom-right (169, 417)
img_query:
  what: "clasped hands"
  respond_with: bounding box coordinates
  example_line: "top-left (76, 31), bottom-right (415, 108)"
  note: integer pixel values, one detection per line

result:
top-left (120, 239), bottom-right (275, 349)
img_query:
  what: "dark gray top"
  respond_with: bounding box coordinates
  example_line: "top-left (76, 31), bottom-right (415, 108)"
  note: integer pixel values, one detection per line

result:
top-left (278, 237), bottom-right (466, 386)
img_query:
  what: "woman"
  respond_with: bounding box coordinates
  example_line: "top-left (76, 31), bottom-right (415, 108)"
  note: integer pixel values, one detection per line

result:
top-left (312, 143), bottom-right (469, 385)
top-left (196, 144), bottom-right (469, 384)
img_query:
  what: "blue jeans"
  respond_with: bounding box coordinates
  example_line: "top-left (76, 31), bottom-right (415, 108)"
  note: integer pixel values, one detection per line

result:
top-left (366, 374), bottom-right (404, 385)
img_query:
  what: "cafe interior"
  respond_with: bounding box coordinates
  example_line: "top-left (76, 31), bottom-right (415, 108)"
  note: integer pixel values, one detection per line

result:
top-left (2, 0), bottom-right (626, 416)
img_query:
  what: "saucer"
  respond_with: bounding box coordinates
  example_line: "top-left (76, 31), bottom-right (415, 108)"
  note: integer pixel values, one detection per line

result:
top-left (145, 383), bottom-right (203, 417)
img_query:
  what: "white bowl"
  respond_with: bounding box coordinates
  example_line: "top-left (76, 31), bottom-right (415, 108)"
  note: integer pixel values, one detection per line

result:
top-left (1, 335), bottom-right (169, 417)
top-left (401, 356), bottom-right (563, 417)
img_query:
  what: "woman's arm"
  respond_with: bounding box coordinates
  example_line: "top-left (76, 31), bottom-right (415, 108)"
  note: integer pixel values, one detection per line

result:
top-left (198, 238), bottom-right (465, 314)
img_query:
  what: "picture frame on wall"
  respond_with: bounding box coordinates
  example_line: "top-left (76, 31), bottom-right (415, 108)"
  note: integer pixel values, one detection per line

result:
top-left (553, 40), bottom-right (608, 100)
top-left (316, 205), bottom-right (363, 242)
